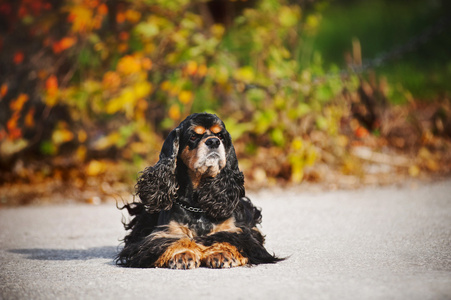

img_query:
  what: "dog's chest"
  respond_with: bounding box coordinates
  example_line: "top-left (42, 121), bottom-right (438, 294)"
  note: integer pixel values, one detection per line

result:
top-left (188, 215), bottom-right (213, 236)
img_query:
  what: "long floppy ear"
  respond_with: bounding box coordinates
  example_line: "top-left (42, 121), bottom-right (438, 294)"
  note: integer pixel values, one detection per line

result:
top-left (197, 141), bottom-right (245, 220)
top-left (160, 128), bottom-right (180, 161)
top-left (136, 128), bottom-right (180, 213)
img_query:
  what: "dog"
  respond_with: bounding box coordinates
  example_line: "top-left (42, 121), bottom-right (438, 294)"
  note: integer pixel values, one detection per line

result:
top-left (116, 113), bottom-right (281, 269)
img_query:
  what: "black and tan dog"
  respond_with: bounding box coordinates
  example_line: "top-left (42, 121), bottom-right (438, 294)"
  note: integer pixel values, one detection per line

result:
top-left (116, 113), bottom-right (281, 269)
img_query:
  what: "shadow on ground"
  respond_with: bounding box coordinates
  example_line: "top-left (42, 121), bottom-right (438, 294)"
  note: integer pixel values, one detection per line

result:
top-left (10, 246), bottom-right (118, 262)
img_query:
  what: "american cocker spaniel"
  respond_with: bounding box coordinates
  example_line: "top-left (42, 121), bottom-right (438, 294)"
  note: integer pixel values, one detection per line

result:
top-left (116, 113), bottom-right (281, 269)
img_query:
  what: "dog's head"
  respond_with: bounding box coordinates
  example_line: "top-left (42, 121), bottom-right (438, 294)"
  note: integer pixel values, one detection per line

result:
top-left (137, 113), bottom-right (244, 219)
top-left (160, 113), bottom-right (236, 185)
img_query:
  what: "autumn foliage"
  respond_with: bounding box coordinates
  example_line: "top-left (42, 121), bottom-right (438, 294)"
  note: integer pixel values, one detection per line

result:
top-left (0, 0), bottom-right (450, 198)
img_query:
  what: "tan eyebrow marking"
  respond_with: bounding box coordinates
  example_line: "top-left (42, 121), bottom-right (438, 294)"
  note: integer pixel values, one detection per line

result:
top-left (210, 124), bottom-right (222, 134)
top-left (194, 126), bottom-right (206, 135)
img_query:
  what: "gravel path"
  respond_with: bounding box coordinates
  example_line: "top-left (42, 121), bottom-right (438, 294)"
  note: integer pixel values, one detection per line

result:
top-left (1, 179), bottom-right (450, 300)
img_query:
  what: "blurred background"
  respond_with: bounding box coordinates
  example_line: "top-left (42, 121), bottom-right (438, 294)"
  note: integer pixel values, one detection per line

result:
top-left (0, 0), bottom-right (450, 205)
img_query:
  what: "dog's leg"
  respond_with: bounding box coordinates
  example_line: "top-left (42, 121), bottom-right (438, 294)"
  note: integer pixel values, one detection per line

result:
top-left (154, 238), bottom-right (203, 269)
top-left (202, 242), bottom-right (248, 268)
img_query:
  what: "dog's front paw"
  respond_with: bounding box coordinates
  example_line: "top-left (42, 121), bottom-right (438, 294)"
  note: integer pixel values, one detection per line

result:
top-left (168, 251), bottom-right (200, 270)
top-left (203, 251), bottom-right (244, 268)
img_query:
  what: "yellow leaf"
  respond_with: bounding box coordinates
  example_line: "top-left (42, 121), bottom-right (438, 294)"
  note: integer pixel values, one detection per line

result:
top-left (106, 88), bottom-right (136, 115)
top-left (234, 66), bottom-right (255, 83)
top-left (291, 164), bottom-right (304, 183)
top-left (215, 66), bottom-right (229, 84)
top-left (291, 137), bottom-right (303, 151)
top-left (44, 94), bottom-right (59, 107)
top-left (134, 82), bottom-right (152, 98)
top-left (52, 126), bottom-right (74, 145)
top-left (125, 9), bottom-right (141, 23)
top-left (278, 6), bottom-right (300, 27)
top-left (168, 104), bottom-right (180, 120)
top-left (0, 138), bottom-right (28, 158)
top-left (178, 90), bottom-right (193, 104)
top-left (425, 159), bottom-right (439, 171)
top-left (93, 132), bottom-right (120, 150)
top-left (76, 145), bottom-right (87, 162)
top-left (408, 165), bottom-right (420, 177)
top-left (160, 81), bottom-right (171, 91)
top-left (210, 24), bottom-right (225, 38)
top-left (67, 5), bottom-right (93, 33)
top-left (105, 96), bottom-right (123, 114)
top-left (86, 160), bottom-right (106, 176)
top-left (78, 130), bottom-right (88, 143)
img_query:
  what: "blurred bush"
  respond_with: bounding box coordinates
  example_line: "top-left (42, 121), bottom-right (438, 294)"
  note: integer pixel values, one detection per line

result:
top-left (0, 0), bottom-right (449, 193)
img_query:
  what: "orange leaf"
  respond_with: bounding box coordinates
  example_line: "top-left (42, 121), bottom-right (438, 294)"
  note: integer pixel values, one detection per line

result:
top-left (10, 93), bottom-right (29, 111)
top-left (52, 42), bottom-right (62, 53)
top-left (8, 127), bottom-right (22, 140)
top-left (0, 129), bottom-right (6, 140)
top-left (355, 126), bottom-right (369, 138)
top-left (87, 0), bottom-right (99, 9)
top-left (116, 12), bottom-right (125, 24)
top-left (97, 3), bottom-right (108, 15)
top-left (102, 71), bottom-right (121, 91)
top-left (46, 75), bottom-right (58, 95)
top-left (197, 64), bottom-right (208, 77)
top-left (59, 37), bottom-right (76, 51)
top-left (53, 37), bottom-right (77, 53)
top-left (7, 112), bottom-right (21, 139)
top-left (117, 55), bottom-right (141, 75)
top-left (0, 84), bottom-right (8, 98)
top-left (185, 61), bottom-right (198, 76)
top-left (25, 108), bottom-right (35, 128)
top-left (142, 58), bottom-right (152, 70)
top-left (13, 51), bottom-right (24, 64)
top-left (119, 31), bottom-right (129, 41)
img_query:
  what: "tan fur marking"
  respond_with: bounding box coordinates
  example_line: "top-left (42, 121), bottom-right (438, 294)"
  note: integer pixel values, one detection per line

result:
top-left (194, 125), bottom-right (206, 135)
top-left (210, 124), bottom-right (222, 134)
top-left (181, 146), bottom-right (197, 170)
top-left (210, 217), bottom-right (243, 235)
top-left (150, 221), bottom-right (196, 240)
top-left (155, 238), bottom-right (204, 268)
top-left (202, 242), bottom-right (248, 268)
top-left (180, 146), bottom-right (203, 188)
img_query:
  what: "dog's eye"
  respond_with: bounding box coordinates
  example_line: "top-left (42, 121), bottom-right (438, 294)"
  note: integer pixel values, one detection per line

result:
top-left (216, 133), bottom-right (224, 140)
top-left (190, 134), bottom-right (199, 141)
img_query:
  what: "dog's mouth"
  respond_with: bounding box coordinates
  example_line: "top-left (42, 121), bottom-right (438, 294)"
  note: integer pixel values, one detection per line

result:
top-left (193, 148), bottom-right (226, 178)
top-left (205, 152), bottom-right (221, 167)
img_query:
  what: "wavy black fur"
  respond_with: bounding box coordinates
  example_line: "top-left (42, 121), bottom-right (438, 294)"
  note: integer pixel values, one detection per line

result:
top-left (197, 166), bottom-right (244, 220)
top-left (116, 113), bottom-right (282, 268)
top-left (136, 158), bottom-right (178, 213)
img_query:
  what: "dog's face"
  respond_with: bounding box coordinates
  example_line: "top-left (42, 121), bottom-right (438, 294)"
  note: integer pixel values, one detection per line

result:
top-left (178, 114), bottom-right (229, 179)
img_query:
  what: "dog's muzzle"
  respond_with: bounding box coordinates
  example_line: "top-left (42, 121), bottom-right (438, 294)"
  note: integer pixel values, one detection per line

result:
top-left (194, 137), bottom-right (226, 176)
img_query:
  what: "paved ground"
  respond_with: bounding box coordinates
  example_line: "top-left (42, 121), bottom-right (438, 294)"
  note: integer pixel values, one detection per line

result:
top-left (1, 179), bottom-right (450, 300)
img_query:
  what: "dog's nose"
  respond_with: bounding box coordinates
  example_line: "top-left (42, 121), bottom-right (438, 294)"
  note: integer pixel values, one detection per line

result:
top-left (205, 137), bottom-right (220, 149)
